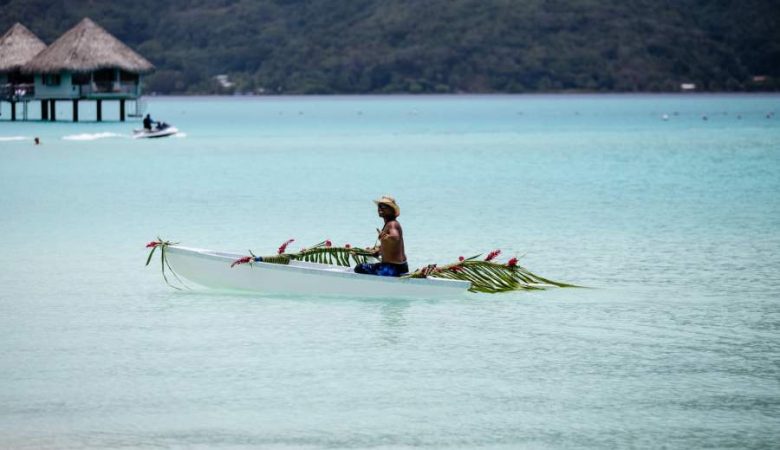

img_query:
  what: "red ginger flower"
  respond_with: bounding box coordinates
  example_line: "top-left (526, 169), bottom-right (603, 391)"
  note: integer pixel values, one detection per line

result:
top-left (485, 249), bottom-right (501, 261)
top-left (231, 256), bottom-right (252, 268)
top-left (345, 243), bottom-right (351, 249)
top-left (458, 256), bottom-right (465, 261)
top-left (507, 257), bottom-right (518, 267)
top-left (145, 241), bottom-right (159, 248)
top-left (450, 265), bottom-right (463, 272)
top-left (325, 240), bottom-right (332, 247)
top-left (278, 239), bottom-right (294, 254)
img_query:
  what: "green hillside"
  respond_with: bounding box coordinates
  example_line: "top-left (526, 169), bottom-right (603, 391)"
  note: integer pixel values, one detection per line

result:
top-left (2, 0), bottom-right (778, 94)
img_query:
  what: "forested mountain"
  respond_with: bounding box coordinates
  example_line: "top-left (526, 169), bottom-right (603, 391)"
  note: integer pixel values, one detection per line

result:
top-left (2, 0), bottom-right (778, 94)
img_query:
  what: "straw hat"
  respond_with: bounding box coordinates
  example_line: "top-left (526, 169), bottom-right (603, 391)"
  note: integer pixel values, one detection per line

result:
top-left (374, 195), bottom-right (400, 217)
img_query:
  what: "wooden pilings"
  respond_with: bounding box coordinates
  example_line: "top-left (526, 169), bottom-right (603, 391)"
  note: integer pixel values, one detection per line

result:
top-left (5, 98), bottom-right (134, 122)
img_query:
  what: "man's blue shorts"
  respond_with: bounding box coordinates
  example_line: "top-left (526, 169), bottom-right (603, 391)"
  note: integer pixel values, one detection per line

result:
top-left (354, 262), bottom-right (409, 277)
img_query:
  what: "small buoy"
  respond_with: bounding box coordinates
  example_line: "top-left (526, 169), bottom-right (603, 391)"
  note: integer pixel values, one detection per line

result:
top-left (34, 137), bottom-right (40, 145)
top-left (702, 115), bottom-right (708, 121)
top-left (662, 114), bottom-right (669, 121)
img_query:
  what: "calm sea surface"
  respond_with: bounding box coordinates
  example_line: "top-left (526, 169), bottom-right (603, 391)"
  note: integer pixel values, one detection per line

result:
top-left (1, 95), bottom-right (779, 449)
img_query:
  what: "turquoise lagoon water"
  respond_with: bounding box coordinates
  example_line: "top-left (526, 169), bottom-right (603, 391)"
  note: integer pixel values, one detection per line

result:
top-left (1, 95), bottom-right (779, 448)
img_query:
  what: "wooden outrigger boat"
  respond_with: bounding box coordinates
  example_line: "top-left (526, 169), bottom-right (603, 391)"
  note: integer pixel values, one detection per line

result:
top-left (145, 239), bottom-right (576, 298)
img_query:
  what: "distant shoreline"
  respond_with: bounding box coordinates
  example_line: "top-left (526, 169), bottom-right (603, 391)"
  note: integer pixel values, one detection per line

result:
top-left (143, 92), bottom-right (780, 99)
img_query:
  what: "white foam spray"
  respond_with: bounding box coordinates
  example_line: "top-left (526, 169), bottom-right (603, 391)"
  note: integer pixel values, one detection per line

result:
top-left (62, 132), bottom-right (127, 141)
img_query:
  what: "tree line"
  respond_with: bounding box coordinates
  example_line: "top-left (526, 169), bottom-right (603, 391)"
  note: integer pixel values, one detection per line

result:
top-left (2, 0), bottom-right (778, 94)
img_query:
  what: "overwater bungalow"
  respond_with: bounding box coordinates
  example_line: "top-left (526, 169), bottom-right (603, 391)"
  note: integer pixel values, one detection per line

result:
top-left (0, 23), bottom-right (47, 120)
top-left (2, 18), bottom-right (154, 122)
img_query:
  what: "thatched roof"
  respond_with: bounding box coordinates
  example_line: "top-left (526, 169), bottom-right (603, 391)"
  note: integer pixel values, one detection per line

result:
top-left (24, 18), bottom-right (154, 74)
top-left (0, 23), bottom-right (47, 73)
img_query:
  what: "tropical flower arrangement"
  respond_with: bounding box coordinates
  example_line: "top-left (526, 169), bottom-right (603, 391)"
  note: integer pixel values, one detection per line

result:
top-left (145, 238), bottom-right (575, 293)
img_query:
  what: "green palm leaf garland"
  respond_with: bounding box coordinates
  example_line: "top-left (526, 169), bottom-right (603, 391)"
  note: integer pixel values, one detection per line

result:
top-left (403, 250), bottom-right (578, 293)
top-left (144, 238), bottom-right (188, 290)
top-left (231, 239), bottom-right (379, 268)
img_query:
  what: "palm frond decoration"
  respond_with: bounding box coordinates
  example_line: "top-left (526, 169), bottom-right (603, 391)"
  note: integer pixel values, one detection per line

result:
top-left (292, 241), bottom-right (378, 266)
top-left (144, 238), bottom-right (188, 290)
top-left (234, 240), bottom-right (379, 268)
top-left (404, 254), bottom-right (579, 293)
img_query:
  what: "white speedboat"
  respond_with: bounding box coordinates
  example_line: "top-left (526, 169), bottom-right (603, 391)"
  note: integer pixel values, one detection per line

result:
top-left (133, 122), bottom-right (179, 139)
top-left (161, 245), bottom-right (471, 298)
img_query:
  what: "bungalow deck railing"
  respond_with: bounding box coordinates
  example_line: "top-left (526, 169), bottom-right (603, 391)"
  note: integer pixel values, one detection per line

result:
top-left (0, 83), bottom-right (36, 101)
top-left (78, 82), bottom-right (138, 97)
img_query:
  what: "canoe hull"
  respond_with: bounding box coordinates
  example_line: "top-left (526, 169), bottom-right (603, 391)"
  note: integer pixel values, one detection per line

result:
top-left (163, 246), bottom-right (470, 298)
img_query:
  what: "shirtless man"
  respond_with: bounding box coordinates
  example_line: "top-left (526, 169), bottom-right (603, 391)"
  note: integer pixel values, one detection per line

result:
top-left (354, 196), bottom-right (409, 276)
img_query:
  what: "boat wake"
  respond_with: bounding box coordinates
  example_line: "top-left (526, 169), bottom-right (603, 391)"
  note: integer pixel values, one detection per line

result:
top-left (174, 132), bottom-right (187, 138)
top-left (0, 136), bottom-right (28, 142)
top-left (62, 132), bottom-right (127, 141)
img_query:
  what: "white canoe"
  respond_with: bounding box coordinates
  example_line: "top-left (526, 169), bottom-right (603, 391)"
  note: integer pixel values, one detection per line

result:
top-left (132, 126), bottom-right (179, 139)
top-left (163, 245), bottom-right (471, 298)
